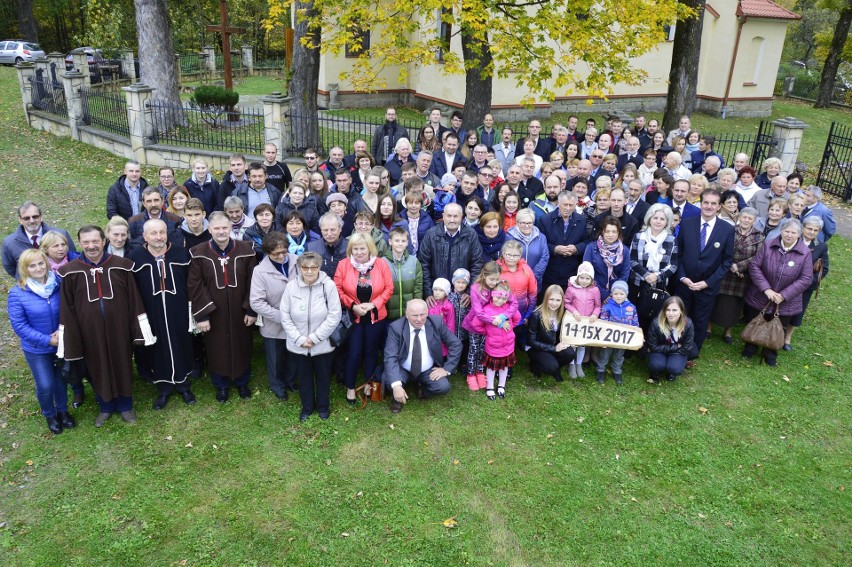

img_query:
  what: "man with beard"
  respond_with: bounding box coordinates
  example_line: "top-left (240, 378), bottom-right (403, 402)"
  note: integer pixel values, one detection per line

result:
top-left (129, 219), bottom-right (197, 410)
top-left (371, 107), bottom-right (410, 165)
top-left (531, 174), bottom-right (562, 221)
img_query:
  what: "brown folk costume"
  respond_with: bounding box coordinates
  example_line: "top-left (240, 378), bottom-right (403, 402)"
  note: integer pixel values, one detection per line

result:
top-left (188, 239), bottom-right (257, 377)
top-left (57, 255), bottom-right (155, 403)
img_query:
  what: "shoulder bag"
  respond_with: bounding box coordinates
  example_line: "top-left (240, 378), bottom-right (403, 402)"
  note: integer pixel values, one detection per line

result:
top-left (740, 301), bottom-right (785, 350)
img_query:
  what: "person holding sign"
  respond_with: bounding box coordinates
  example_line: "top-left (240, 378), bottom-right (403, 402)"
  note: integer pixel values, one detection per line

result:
top-left (646, 296), bottom-right (696, 383)
top-left (563, 261), bottom-right (602, 379)
top-left (595, 281), bottom-right (639, 385)
top-left (528, 285), bottom-right (576, 383)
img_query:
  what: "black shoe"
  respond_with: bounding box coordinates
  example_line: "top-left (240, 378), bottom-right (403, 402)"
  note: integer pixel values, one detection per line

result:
top-left (285, 384), bottom-right (298, 393)
top-left (416, 385), bottom-right (426, 400)
top-left (274, 391), bottom-right (289, 401)
top-left (299, 411), bottom-right (311, 422)
top-left (648, 372), bottom-right (660, 384)
top-left (346, 389), bottom-right (356, 405)
top-left (497, 387), bottom-right (505, 399)
top-left (596, 371), bottom-right (605, 384)
top-left (46, 415), bottom-right (63, 434)
top-left (723, 335), bottom-right (733, 344)
top-left (318, 410), bottom-right (330, 420)
top-left (72, 391), bottom-right (84, 409)
top-left (614, 374), bottom-right (623, 385)
top-left (553, 374), bottom-right (563, 383)
top-left (58, 411), bottom-right (76, 429)
top-left (153, 394), bottom-right (169, 410)
top-left (666, 374), bottom-right (676, 382)
top-left (782, 343), bottom-right (792, 352)
top-left (237, 385), bottom-right (252, 399)
top-left (389, 400), bottom-right (403, 413)
top-left (216, 388), bottom-right (229, 403)
top-left (486, 389), bottom-right (496, 401)
top-left (180, 390), bottom-right (197, 405)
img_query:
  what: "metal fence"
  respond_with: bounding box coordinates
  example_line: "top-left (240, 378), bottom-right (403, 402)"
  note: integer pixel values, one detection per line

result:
top-left (707, 120), bottom-right (775, 169)
top-left (789, 78), bottom-right (851, 106)
top-left (179, 53), bottom-right (203, 75)
top-left (29, 74), bottom-right (68, 118)
top-left (80, 88), bottom-right (130, 137)
top-left (286, 112), bottom-right (422, 156)
top-left (255, 56), bottom-right (286, 70)
top-left (816, 121), bottom-right (852, 201)
top-left (214, 52), bottom-right (243, 72)
top-left (149, 102), bottom-right (264, 153)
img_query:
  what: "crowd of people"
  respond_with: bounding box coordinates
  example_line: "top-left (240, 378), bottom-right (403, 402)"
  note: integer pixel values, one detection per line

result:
top-left (3, 108), bottom-right (837, 434)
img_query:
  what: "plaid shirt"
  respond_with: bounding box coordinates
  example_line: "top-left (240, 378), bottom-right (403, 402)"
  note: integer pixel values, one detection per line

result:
top-left (629, 231), bottom-right (678, 288)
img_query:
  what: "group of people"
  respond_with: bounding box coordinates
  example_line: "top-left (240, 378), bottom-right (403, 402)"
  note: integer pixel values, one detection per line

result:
top-left (4, 109), bottom-right (836, 434)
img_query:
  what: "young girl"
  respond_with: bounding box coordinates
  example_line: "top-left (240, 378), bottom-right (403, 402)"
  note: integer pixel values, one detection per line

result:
top-left (501, 191), bottom-right (521, 231)
top-left (563, 261), bottom-right (601, 379)
top-left (527, 285), bottom-right (576, 383)
top-left (449, 269), bottom-right (471, 344)
top-left (596, 280), bottom-right (639, 385)
top-left (462, 262), bottom-right (518, 391)
top-left (479, 281), bottom-right (521, 400)
top-left (428, 278), bottom-right (456, 356)
top-left (646, 296), bottom-right (695, 383)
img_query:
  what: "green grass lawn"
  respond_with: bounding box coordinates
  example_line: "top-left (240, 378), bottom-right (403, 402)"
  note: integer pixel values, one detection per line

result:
top-left (0, 65), bottom-right (850, 564)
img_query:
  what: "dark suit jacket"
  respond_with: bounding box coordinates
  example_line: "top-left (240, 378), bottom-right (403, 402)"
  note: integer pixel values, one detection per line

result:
top-left (675, 216), bottom-right (735, 294)
top-left (617, 153), bottom-right (643, 171)
top-left (430, 152), bottom-right (467, 179)
top-left (627, 199), bottom-right (650, 225)
top-left (672, 201), bottom-right (700, 220)
top-left (383, 316), bottom-right (462, 387)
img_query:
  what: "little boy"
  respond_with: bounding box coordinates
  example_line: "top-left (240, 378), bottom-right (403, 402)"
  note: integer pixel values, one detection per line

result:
top-left (382, 227), bottom-right (423, 321)
top-left (596, 280), bottom-right (639, 385)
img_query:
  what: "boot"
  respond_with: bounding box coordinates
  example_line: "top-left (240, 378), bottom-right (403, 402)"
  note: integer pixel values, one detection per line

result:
top-left (466, 374), bottom-right (480, 391)
top-left (595, 371), bottom-right (605, 384)
top-left (46, 415), bottom-right (63, 434)
top-left (648, 371), bottom-right (660, 384)
top-left (568, 364), bottom-right (578, 379)
top-left (614, 373), bottom-right (623, 385)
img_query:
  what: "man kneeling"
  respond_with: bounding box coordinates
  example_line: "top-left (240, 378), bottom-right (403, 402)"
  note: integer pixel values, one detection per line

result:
top-left (383, 299), bottom-right (461, 413)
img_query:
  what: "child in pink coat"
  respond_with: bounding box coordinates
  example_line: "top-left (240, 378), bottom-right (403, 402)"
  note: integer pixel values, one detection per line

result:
top-left (563, 261), bottom-right (602, 379)
top-left (480, 281), bottom-right (521, 400)
top-left (427, 278), bottom-right (455, 356)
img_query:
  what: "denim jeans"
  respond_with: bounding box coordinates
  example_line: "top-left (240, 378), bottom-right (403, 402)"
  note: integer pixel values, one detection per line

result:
top-left (23, 351), bottom-right (68, 417)
top-left (597, 347), bottom-right (626, 374)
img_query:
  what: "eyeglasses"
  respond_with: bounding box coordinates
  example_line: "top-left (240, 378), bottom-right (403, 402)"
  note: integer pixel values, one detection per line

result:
top-left (268, 249), bottom-right (288, 257)
top-left (300, 266), bottom-right (319, 272)
top-left (304, 156), bottom-right (317, 160)
top-left (159, 174), bottom-right (174, 179)
top-left (503, 253), bottom-right (521, 259)
top-left (20, 214), bottom-right (41, 221)
top-left (479, 172), bottom-right (493, 178)
top-left (518, 221), bottom-right (533, 226)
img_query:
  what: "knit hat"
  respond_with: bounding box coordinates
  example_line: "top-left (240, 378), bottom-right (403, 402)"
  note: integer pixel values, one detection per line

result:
top-left (452, 268), bottom-right (471, 284)
top-left (432, 278), bottom-right (451, 295)
top-left (440, 173), bottom-right (458, 187)
top-left (611, 280), bottom-right (629, 296)
top-left (577, 261), bottom-right (594, 279)
top-left (326, 192), bottom-right (348, 206)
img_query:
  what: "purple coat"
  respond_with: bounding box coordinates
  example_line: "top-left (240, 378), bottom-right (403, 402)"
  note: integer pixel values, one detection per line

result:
top-left (745, 236), bottom-right (813, 316)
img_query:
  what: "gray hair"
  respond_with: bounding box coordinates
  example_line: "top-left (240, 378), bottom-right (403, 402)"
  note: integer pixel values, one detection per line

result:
top-left (223, 196), bottom-right (244, 211)
top-left (777, 217), bottom-right (802, 235)
top-left (319, 211), bottom-right (344, 229)
top-left (802, 215), bottom-right (824, 230)
top-left (474, 144), bottom-right (489, 153)
top-left (297, 251), bottom-right (322, 269)
top-left (208, 211), bottom-right (230, 225)
top-left (761, 157), bottom-right (782, 172)
top-left (805, 185), bottom-right (823, 199)
top-left (18, 201), bottom-right (42, 217)
top-left (740, 206), bottom-right (759, 218)
top-left (643, 203), bottom-right (673, 231)
top-left (558, 190), bottom-right (578, 204)
top-left (705, 155), bottom-right (721, 168)
top-left (666, 151), bottom-right (682, 166)
top-left (515, 208), bottom-right (536, 224)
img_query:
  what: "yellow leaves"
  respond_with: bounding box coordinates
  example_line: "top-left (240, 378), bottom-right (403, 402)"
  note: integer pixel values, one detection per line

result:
top-left (25, 460), bottom-right (33, 466)
top-left (452, 459), bottom-right (460, 466)
top-left (440, 516), bottom-right (458, 528)
top-left (822, 360), bottom-right (834, 367)
top-left (698, 406), bottom-right (709, 415)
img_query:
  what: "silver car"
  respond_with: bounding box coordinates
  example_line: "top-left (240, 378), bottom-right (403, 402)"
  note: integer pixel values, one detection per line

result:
top-left (0, 40), bottom-right (45, 65)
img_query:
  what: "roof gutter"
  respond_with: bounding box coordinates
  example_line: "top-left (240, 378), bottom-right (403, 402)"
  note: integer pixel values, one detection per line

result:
top-left (722, 13), bottom-right (747, 119)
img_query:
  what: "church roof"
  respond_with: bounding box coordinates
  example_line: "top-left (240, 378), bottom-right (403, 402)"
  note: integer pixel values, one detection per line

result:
top-left (737, 0), bottom-right (802, 20)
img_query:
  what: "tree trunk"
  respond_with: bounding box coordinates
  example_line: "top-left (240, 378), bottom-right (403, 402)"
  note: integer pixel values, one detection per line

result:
top-left (134, 0), bottom-right (183, 127)
top-left (14, 0), bottom-right (38, 42)
top-left (815, 3), bottom-right (852, 108)
top-left (461, 22), bottom-right (492, 129)
top-left (662, 0), bottom-right (706, 133)
top-left (290, 0), bottom-right (321, 153)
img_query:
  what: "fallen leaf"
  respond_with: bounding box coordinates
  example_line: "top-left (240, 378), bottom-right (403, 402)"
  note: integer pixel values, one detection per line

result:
top-left (823, 361), bottom-right (834, 367)
top-left (579, 438), bottom-right (584, 443)
top-left (487, 460), bottom-right (494, 465)
top-left (326, 459), bottom-right (332, 466)
top-left (725, 521), bottom-right (733, 527)
top-left (212, 444), bottom-right (218, 450)
top-left (112, 494), bottom-right (121, 500)
top-left (424, 441), bottom-right (429, 445)
top-left (25, 460), bottom-right (33, 466)
top-left (355, 491), bottom-right (363, 498)
top-left (782, 375), bottom-right (790, 382)
top-left (630, 497), bottom-right (637, 502)
top-left (698, 513), bottom-right (706, 519)
top-left (389, 424), bottom-right (395, 430)
top-left (344, 417), bottom-right (349, 422)
top-left (441, 517), bottom-right (458, 528)
top-left (615, 454), bottom-right (620, 460)
top-left (184, 442), bottom-right (193, 448)
top-left (165, 435), bottom-right (173, 441)
top-left (780, 436), bottom-right (787, 439)
top-left (577, 416), bottom-right (584, 423)
top-left (341, 532), bottom-right (350, 537)
top-left (452, 459), bottom-right (460, 465)
top-left (698, 406), bottom-right (709, 414)
top-left (546, 433), bottom-right (554, 439)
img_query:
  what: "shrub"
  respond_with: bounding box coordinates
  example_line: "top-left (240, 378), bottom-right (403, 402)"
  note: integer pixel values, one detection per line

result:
top-left (190, 85), bottom-right (239, 108)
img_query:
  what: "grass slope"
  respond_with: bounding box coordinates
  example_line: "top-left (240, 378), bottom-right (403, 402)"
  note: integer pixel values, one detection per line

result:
top-left (0, 67), bottom-right (849, 565)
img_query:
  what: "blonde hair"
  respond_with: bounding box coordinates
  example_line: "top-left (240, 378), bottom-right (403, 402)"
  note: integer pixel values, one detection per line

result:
top-left (106, 215), bottom-right (129, 232)
top-left (656, 296), bottom-right (687, 336)
top-left (473, 261), bottom-right (501, 290)
top-left (38, 230), bottom-right (68, 254)
top-left (535, 284), bottom-right (565, 322)
top-left (346, 232), bottom-right (378, 257)
top-left (17, 249), bottom-right (49, 289)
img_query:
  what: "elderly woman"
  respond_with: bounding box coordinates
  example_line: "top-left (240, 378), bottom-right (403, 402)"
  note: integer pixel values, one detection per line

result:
top-left (735, 166), bottom-right (761, 203)
top-left (477, 211), bottom-right (507, 262)
top-left (742, 218), bottom-right (813, 366)
top-left (351, 211), bottom-right (388, 257)
top-left (275, 182), bottom-right (319, 234)
top-left (40, 230), bottom-right (80, 274)
top-left (105, 215), bottom-right (133, 257)
top-left (282, 210), bottom-right (318, 259)
top-left (507, 208), bottom-right (550, 289)
top-left (755, 198), bottom-right (788, 239)
top-left (249, 232), bottom-right (295, 400)
top-left (223, 196), bottom-right (255, 240)
top-left (8, 249), bottom-right (74, 434)
top-left (710, 206), bottom-right (764, 343)
top-left (629, 204), bottom-right (679, 329)
top-left (687, 174), bottom-right (708, 204)
top-left (243, 203), bottom-right (278, 261)
top-left (755, 157), bottom-right (782, 189)
top-left (784, 216), bottom-right (830, 351)
top-left (787, 194), bottom-right (807, 221)
top-left (352, 151), bottom-right (376, 191)
top-left (281, 251), bottom-right (342, 421)
top-left (584, 217), bottom-right (630, 301)
top-left (386, 137), bottom-right (415, 185)
top-left (718, 189), bottom-right (741, 226)
top-left (334, 233), bottom-right (394, 404)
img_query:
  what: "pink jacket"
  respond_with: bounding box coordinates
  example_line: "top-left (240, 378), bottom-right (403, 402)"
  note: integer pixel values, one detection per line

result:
top-left (480, 301), bottom-right (521, 358)
top-left (497, 258), bottom-right (538, 317)
top-left (563, 277), bottom-right (601, 318)
top-left (428, 298), bottom-right (456, 356)
top-left (462, 282), bottom-right (519, 335)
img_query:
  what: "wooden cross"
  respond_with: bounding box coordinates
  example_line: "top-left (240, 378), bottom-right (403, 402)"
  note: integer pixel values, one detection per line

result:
top-left (206, 0), bottom-right (243, 90)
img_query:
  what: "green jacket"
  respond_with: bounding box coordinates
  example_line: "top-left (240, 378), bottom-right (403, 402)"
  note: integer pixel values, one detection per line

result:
top-left (382, 249), bottom-right (423, 320)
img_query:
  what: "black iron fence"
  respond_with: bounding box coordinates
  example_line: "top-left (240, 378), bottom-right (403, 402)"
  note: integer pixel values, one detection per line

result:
top-left (214, 52), bottom-right (243, 72)
top-left (255, 56), bottom-right (286, 70)
top-left (149, 102), bottom-right (264, 153)
top-left (816, 121), bottom-right (852, 201)
top-left (707, 120), bottom-right (775, 169)
top-left (179, 53), bottom-right (204, 75)
top-left (29, 74), bottom-right (67, 118)
top-left (286, 112), bottom-right (422, 156)
top-left (80, 88), bottom-right (130, 137)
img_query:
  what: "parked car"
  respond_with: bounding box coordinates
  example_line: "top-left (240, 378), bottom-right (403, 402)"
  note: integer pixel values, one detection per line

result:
top-left (0, 40), bottom-right (45, 65)
top-left (64, 47), bottom-right (106, 71)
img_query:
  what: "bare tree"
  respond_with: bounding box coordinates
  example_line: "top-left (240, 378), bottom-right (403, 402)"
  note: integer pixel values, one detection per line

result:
top-left (662, 0), bottom-right (706, 133)
top-left (14, 0), bottom-right (38, 42)
top-left (815, 2), bottom-right (852, 108)
top-left (134, 0), bottom-right (183, 126)
top-left (289, 0), bottom-right (320, 152)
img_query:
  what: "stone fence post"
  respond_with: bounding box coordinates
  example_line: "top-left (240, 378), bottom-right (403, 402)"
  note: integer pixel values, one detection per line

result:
top-left (202, 46), bottom-right (216, 76)
top-left (120, 49), bottom-right (136, 82)
top-left (33, 56), bottom-right (49, 82)
top-left (262, 91), bottom-right (291, 155)
top-left (770, 117), bottom-right (808, 175)
top-left (15, 61), bottom-right (36, 118)
top-left (242, 45), bottom-right (254, 75)
top-left (71, 51), bottom-right (91, 90)
top-left (123, 83), bottom-right (156, 163)
top-left (63, 70), bottom-right (86, 141)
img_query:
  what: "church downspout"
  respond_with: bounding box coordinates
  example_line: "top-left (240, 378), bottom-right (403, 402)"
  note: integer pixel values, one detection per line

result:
top-left (722, 14), bottom-right (747, 119)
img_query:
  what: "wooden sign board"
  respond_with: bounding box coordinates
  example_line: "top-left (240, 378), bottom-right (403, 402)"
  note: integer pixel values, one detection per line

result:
top-left (560, 315), bottom-right (645, 350)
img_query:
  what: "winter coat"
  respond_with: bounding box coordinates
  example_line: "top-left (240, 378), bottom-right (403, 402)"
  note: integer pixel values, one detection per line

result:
top-left (418, 224), bottom-right (484, 294)
top-left (371, 122), bottom-right (410, 164)
top-left (184, 175), bottom-right (224, 215)
top-left (307, 237), bottom-right (348, 278)
top-left (646, 318), bottom-right (695, 357)
top-left (629, 230), bottom-right (679, 289)
top-left (275, 194), bottom-right (320, 234)
top-left (249, 256), bottom-right (294, 339)
top-left (3, 224), bottom-right (77, 278)
top-left (106, 175), bottom-right (149, 220)
top-left (403, 210), bottom-right (435, 254)
top-left (279, 272), bottom-right (341, 356)
top-left (583, 240), bottom-right (631, 300)
top-left (334, 256), bottom-right (394, 323)
top-left (600, 297), bottom-right (639, 327)
top-left (476, 226), bottom-right (507, 261)
top-left (232, 184), bottom-right (283, 218)
top-left (448, 290), bottom-right (470, 341)
top-left (535, 209), bottom-right (589, 285)
top-left (527, 310), bottom-right (563, 352)
top-left (462, 282), bottom-right (519, 335)
top-left (381, 249), bottom-right (423, 320)
top-left (479, 301), bottom-right (521, 358)
top-left (8, 282), bottom-right (61, 355)
top-left (497, 258), bottom-right (538, 319)
top-left (242, 223), bottom-right (276, 261)
top-left (718, 227), bottom-right (764, 298)
top-left (507, 225), bottom-right (550, 288)
top-left (428, 298), bottom-right (456, 356)
top-left (563, 277), bottom-right (602, 318)
top-left (744, 236), bottom-right (813, 316)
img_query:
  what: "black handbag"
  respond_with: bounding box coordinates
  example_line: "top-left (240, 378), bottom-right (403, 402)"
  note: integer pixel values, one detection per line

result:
top-left (637, 282), bottom-right (670, 319)
top-left (323, 284), bottom-right (353, 347)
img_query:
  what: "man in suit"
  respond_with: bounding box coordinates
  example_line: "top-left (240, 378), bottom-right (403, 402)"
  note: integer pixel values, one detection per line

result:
top-left (617, 136), bottom-right (643, 171)
top-left (3, 201), bottom-right (76, 278)
top-left (493, 127), bottom-right (516, 176)
top-left (802, 185), bottom-right (837, 242)
top-left (625, 180), bottom-right (650, 224)
top-left (515, 119), bottom-right (552, 160)
top-left (384, 299), bottom-right (462, 413)
top-left (430, 132), bottom-right (466, 178)
top-left (518, 157), bottom-right (544, 208)
top-left (536, 191), bottom-right (589, 299)
top-left (596, 188), bottom-right (639, 245)
top-left (671, 180), bottom-right (701, 219)
top-left (675, 188), bottom-right (734, 357)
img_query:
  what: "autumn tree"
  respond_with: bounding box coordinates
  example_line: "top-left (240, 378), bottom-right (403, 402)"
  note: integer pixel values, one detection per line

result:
top-left (662, 0), bottom-right (705, 134)
top-left (14, 0), bottom-right (38, 42)
top-left (269, 0), bottom-right (687, 128)
top-left (815, 0), bottom-right (852, 108)
top-left (289, 0), bottom-right (321, 150)
top-left (134, 0), bottom-right (182, 124)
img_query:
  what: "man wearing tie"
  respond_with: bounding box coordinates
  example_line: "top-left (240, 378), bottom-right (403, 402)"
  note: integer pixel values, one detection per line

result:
top-left (675, 188), bottom-right (734, 358)
top-left (671, 180), bottom-right (701, 219)
top-left (616, 137), bottom-right (643, 171)
top-left (383, 299), bottom-right (462, 413)
top-left (3, 202), bottom-right (76, 278)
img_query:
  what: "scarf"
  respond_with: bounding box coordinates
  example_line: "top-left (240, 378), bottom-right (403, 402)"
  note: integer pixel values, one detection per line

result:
top-left (477, 227), bottom-right (507, 260)
top-left (597, 236), bottom-right (624, 282)
top-left (350, 255), bottom-right (377, 275)
top-left (27, 271), bottom-right (58, 299)
top-left (48, 255), bottom-right (69, 274)
top-left (641, 229), bottom-right (665, 273)
top-left (507, 225), bottom-right (541, 248)
top-left (231, 214), bottom-right (247, 233)
top-left (287, 233), bottom-right (307, 256)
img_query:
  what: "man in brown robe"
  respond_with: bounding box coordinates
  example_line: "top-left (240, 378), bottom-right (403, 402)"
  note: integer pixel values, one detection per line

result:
top-left (188, 212), bottom-right (257, 402)
top-left (58, 225), bottom-right (155, 427)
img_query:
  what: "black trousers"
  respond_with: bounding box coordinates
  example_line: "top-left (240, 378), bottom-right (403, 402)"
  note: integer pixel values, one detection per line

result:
top-left (742, 305), bottom-right (794, 363)
top-left (293, 351), bottom-right (333, 414)
top-left (528, 348), bottom-right (576, 380)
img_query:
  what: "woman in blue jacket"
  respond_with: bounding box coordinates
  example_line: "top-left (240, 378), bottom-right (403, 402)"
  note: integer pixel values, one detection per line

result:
top-left (7, 249), bottom-right (74, 434)
top-left (583, 217), bottom-right (631, 301)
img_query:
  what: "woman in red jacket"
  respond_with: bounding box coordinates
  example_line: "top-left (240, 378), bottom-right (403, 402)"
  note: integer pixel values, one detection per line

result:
top-left (334, 233), bottom-right (394, 404)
